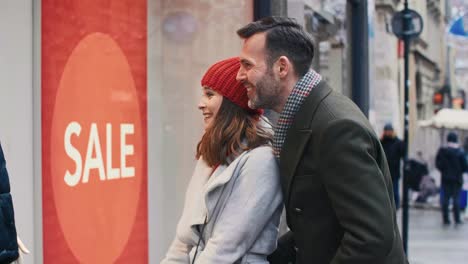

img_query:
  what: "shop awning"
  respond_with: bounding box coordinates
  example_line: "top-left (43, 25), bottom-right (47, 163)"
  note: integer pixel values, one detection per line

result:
top-left (419, 108), bottom-right (468, 130)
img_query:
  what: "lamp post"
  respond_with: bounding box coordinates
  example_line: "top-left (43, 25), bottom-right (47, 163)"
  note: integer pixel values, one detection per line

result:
top-left (391, 0), bottom-right (423, 254)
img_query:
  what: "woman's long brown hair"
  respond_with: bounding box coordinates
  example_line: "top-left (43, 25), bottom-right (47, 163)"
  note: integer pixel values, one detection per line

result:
top-left (196, 98), bottom-right (272, 167)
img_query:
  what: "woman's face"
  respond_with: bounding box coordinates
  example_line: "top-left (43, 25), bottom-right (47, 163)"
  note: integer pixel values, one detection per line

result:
top-left (198, 86), bottom-right (223, 130)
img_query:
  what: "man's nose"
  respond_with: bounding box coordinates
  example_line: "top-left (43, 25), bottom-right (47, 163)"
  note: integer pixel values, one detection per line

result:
top-left (236, 67), bottom-right (246, 82)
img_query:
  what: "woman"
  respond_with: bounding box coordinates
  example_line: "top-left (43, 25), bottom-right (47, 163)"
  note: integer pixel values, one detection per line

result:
top-left (161, 57), bottom-right (282, 264)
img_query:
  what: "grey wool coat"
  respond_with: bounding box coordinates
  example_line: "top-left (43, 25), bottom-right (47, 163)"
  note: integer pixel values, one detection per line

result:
top-left (161, 145), bottom-right (283, 264)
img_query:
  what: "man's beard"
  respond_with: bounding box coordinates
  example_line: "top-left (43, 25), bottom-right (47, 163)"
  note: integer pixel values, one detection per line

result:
top-left (249, 70), bottom-right (281, 110)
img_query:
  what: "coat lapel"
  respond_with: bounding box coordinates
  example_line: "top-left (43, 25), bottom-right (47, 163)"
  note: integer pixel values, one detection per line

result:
top-left (280, 81), bottom-right (332, 206)
top-left (188, 151), bottom-right (248, 229)
top-left (188, 159), bottom-right (215, 228)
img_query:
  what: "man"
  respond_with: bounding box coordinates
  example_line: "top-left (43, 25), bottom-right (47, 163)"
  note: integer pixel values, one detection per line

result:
top-left (436, 132), bottom-right (467, 225)
top-left (236, 17), bottom-right (407, 264)
top-left (380, 123), bottom-right (404, 208)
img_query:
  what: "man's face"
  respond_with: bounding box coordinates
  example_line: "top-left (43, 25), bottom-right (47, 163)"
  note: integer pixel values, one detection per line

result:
top-left (383, 129), bottom-right (394, 137)
top-left (237, 33), bottom-right (281, 110)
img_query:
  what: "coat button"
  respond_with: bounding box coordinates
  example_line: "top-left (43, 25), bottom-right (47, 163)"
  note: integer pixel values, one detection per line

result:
top-left (294, 207), bottom-right (302, 214)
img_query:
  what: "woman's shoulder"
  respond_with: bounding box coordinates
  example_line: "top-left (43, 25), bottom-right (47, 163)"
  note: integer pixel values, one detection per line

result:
top-left (246, 145), bottom-right (275, 158)
top-left (238, 145), bottom-right (277, 172)
top-left (237, 145), bottom-right (279, 184)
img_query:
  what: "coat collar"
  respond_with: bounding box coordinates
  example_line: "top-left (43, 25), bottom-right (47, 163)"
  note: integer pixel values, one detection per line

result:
top-left (279, 81), bottom-right (332, 206)
top-left (189, 151), bottom-right (249, 227)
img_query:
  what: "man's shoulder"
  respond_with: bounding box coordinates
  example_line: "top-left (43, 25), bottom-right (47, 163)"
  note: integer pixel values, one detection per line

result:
top-left (313, 89), bottom-right (363, 117)
top-left (307, 90), bottom-right (372, 131)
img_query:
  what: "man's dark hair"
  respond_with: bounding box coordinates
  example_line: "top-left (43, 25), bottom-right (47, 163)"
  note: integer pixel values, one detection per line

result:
top-left (237, 16), bottom-right (314, 77)
top-left (383, 123), bottom-right (394, 131)
top-left (447, 132), bottom-right (458, 143)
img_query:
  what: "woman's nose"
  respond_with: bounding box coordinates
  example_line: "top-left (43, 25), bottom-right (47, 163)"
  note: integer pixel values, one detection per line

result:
top-left (198, 100), bottom-right (205, 110)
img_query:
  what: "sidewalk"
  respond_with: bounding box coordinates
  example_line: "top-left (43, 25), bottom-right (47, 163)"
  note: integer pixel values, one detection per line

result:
top-left (400, 208), bottom-right (468, 264)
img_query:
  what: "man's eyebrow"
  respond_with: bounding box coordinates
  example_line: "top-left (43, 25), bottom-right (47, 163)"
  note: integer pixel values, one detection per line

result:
top-left (239, 58), bottom-right (252, 64)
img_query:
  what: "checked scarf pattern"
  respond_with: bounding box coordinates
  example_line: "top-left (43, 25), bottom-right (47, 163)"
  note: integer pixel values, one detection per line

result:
top-left (273, 70), bottom-right (322, 159)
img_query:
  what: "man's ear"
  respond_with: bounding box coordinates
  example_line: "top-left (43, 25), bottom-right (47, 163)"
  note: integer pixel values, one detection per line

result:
top-left (276, 56), bottom-right (291, 78)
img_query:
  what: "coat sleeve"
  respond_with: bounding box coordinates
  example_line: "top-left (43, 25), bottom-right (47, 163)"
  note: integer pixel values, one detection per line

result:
top-left (160, 236), bottom-right (192, 264)
top-left (398, 139), bottom-right (405, 159)
top-left (459, 150), bottom-right (468, 173)
top-left (435, 148), bottom-right (446, 171)
top-left (319, 119), bottom-right (395, 263)
top-left (196, 147), bottom-right (283, 263)
top-left (161, 208), bottom-right (194, 264)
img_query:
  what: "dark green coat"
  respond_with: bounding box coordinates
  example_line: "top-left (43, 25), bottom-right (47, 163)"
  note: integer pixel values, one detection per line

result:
top-left (270, 82), bottom-right (408, 264)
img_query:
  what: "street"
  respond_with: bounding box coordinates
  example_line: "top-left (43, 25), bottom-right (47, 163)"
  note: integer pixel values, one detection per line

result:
top-left (402, 208), bottom-right (468, 264)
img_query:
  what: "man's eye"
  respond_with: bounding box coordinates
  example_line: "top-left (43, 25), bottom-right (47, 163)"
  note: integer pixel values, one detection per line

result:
top-left (241, 61), bottom-right (252, 69)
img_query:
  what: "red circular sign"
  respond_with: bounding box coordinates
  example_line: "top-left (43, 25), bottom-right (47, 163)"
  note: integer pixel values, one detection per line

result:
top-left (50, 32), bottom-right (143, 263)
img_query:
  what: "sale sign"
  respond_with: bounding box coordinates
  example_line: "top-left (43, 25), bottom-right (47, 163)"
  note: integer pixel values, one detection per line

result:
top-left (42, 1), bottom-right (147, 263)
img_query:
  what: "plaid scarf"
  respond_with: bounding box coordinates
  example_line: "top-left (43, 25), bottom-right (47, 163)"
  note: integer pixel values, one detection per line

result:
top-left (273, 70), bottom-right (322, 159)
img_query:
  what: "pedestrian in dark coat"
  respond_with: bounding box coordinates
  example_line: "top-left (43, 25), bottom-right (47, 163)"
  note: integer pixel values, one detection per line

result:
top-left (436, 132), bottom-right (467, 225)
top-left (380, 123), bottom-right (405, 209)
top-left (237, 17), bottom-right (408, 264)
top-left (0, 142), bottom-right (19, 262)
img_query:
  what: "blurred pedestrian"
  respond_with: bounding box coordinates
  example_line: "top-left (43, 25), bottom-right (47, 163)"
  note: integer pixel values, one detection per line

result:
top-left (0, 141), bottom-right (19, 263)
top-left (380, 123), bottom-right (405, 209)
top-left (436, 132), bottom-right (467, 225)
top-left (237, 16), bottom-right (407, 264)
top-left (161, 57), bottom-right (282, 263)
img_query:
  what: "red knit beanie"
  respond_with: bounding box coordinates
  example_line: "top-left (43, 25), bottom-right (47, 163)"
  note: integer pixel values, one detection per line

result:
top-left (201, 57), bottom-right (263, 115)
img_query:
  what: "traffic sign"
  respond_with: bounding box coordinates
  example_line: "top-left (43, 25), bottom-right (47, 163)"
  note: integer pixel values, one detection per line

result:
top-left (392, 9), bottom-right (423, 39)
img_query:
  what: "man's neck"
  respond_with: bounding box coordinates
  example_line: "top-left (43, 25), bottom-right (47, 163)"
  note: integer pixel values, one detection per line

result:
top-left (274, 75), bottom-right (299, 113)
